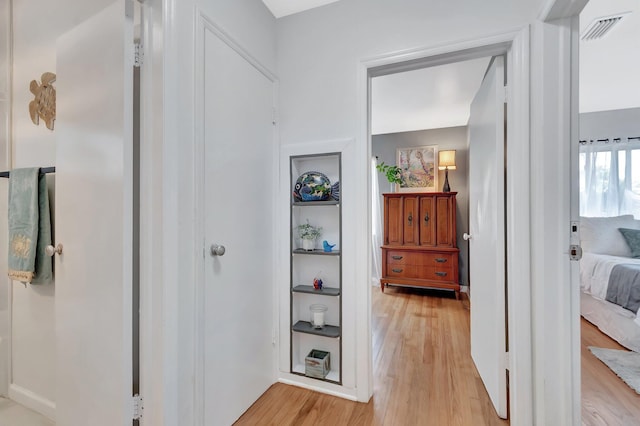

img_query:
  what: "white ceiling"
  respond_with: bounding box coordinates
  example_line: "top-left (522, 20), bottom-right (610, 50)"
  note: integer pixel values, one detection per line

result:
top-left (371, 57), bottom-right (491, 135)
top-left (261, 0), bottom-right (341, 18)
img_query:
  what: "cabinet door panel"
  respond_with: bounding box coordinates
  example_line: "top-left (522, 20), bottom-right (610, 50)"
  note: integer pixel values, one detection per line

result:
top-left (435, 196), bottom-right (454, 247)
top-left (385, 197), bottom-right (403, 245)
top-left (403, 196), bottom-right (419, 245)
top-left (419, 196), bottom-right (436, 246)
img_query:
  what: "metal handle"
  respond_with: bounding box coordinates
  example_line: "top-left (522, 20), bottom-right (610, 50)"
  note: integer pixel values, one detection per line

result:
top-left (392, 268), bottom-right (403, 273)
top-left (435, 258), bottom-right (447, 263)
top-left (435, 271), bottom-right (447, 277)
top-left (463, 233), bottom-right (472, 241)
top-left (45, 244), bottom-right (63, 257)
top-left (210, 244), bottom-right (226, 256)
top-left (391, 255), bottom-right (403, 260)
top-left (407, 214), bottom-right (413, 225)
top-left (424, 213), bottom-right (429, 223)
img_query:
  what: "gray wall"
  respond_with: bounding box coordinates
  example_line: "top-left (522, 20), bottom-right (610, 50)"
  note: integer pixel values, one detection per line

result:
top-left (580, 107), bottom-right (640, 140)
top-left (372, 126), bottom-right (469, 286)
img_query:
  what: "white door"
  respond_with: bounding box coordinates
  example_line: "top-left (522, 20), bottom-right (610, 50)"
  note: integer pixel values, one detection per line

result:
top-left (55, 1), bottom-right (134, 424)
top-left (202, 31), bottom-right (275, 425)
top-left (468, 56), bottom-right (507, 419)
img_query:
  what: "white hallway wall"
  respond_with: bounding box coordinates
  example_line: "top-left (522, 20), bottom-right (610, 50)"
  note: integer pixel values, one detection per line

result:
top-left (6, 0), bottom-right (113, 415)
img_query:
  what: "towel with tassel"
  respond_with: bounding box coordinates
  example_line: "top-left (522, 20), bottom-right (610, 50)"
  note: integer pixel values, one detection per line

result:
top-left (8, 168), bottom-right (52, 284)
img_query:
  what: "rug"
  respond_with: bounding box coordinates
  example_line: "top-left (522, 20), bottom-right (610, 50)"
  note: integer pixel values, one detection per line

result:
top-left (589, 346), bottom-right (640, 394)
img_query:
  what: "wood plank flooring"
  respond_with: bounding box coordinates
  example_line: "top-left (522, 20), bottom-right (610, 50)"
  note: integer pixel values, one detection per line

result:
top-left (581, 318), bottom-right (640, 426)
top-left (236, 289), bottom-right (640, 425)
top-left (235, 287), bottom-right (507, 426)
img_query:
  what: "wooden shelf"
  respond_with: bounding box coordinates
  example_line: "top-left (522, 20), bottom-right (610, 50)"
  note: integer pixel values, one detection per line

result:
top-left (292, 285), bottom-right (340, 296)
top-left (292, 321), bottom-right (340, 338)
top-left (292, 200), bottom-right (339, 206)
top-left (292, 249), bottom-right (340, 256)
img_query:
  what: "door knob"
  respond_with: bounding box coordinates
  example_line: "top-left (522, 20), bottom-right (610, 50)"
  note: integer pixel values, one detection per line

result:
top-left (210, 244), bottom-right (226, 256)
top-left (463, 233), bottom-right (472, 241)
top-left (45, 244), bottom-right (63, 256)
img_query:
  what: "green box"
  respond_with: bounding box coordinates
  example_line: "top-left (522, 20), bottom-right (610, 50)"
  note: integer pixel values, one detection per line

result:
top-left (305, 349), bottom-right (330, 379)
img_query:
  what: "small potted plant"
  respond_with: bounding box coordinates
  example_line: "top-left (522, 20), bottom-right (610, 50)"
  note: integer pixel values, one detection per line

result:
top-left (297, 220), bottom-right (322, 251)
top-left (376, 161), bottom-right (403, 187)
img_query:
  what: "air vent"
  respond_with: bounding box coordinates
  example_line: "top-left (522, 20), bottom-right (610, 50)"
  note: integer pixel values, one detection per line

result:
top-left (581, 12), bottom-right (630, 41)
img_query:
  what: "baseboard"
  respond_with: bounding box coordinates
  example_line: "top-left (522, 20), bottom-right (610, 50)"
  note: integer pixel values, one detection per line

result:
top-left (460, 285), bottom-right (469, 293)
top-left (8, 383), bottom-right (56, 421)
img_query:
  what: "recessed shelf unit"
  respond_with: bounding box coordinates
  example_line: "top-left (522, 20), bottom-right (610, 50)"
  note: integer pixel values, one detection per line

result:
top-left (290, 152), bottom-right (342, 385)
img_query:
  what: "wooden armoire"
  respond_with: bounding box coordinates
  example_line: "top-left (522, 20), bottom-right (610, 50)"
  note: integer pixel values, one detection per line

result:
top-left (380, 192), bottom-right (460, 299)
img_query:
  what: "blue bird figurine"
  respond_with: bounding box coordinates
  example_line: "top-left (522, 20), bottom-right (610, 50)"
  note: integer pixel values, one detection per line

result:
top-left (323, 240), bottom-right (336, 252)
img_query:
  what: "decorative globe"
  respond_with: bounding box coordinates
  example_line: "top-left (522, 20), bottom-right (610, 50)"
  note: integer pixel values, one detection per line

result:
top-left (293, 171), bottom-right (332, 201)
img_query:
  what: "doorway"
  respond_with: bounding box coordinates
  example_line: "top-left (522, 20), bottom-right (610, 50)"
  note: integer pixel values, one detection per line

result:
top-left (358, 30), bottom-right (533, 424)
top-left (370, 53), bottom-right (508, 420)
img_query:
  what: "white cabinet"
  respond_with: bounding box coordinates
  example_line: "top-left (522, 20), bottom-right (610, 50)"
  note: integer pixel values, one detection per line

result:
top-left (290, 153), bottom-right (342, 384)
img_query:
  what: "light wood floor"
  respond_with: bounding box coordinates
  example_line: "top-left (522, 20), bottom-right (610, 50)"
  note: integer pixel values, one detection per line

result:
top-left (236, 289), bottom-right (640, 425)
top-left (236, 287), bottom-right (507, 426)
top-left (581, 318), bottom-right (640, 426)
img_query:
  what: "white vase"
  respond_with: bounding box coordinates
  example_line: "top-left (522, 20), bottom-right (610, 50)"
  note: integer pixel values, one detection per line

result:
top-left (302, 238), bottom-right (315, 251)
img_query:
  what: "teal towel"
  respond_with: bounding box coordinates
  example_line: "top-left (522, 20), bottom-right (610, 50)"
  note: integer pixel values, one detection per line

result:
top-left (8, 168), bottom-right (52, 284)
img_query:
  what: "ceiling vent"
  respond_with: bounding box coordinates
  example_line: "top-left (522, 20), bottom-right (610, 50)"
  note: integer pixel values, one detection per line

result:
top-left (581, 12), bottom-right (630, 41)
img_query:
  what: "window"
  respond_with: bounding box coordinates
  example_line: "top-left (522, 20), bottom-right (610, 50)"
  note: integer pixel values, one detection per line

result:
top-left (580, 142), bottom-right (640, 217)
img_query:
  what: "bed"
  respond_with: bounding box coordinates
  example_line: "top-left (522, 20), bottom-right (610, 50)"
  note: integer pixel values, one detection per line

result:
top-left (579, 215), bottom-right (640, 353)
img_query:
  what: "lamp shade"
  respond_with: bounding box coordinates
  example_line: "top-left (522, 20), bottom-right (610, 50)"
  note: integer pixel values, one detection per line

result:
top-left (438, 150), bottom-right (456, 170)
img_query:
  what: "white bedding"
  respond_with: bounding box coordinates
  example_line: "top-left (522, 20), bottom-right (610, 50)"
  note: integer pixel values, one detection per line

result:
top-left (580, 252), bottom-right (640, 327)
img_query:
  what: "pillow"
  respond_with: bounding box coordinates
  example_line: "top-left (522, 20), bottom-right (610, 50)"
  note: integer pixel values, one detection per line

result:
top-left (580, 215), bottom-right (640, 256)
top-left (618, 228), bottom-right (640, 258)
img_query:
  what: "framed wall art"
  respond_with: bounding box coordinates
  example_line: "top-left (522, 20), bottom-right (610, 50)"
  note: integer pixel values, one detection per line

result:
top-left (396, 145), bottom-right (438, 192)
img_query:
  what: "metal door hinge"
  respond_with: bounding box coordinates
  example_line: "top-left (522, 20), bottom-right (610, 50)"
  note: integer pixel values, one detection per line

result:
top-left (134, 43), bottom-right (143, 68)
top-left (503, 85), bottom-right (508, 103)
top-left (503, 352), bottom-right (510, 370)
top-left (132, 394), bottom-right (143, 420)
top-left (569, 245), bottom-right (583, 261)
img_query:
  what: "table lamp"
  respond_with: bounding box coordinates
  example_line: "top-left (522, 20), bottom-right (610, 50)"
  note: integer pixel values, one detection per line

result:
top-left (438, 150), bottom-right (456, 192)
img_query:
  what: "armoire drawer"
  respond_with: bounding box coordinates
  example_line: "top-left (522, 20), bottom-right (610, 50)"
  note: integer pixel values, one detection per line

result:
top-left (422, 252), bottom-right (456, 266)
top-left (419, 266), bottom-right (454, 282)
top-left (386, 251), bottom-right (419, 265)
top-left (387, 265), bottom-right (417, 278)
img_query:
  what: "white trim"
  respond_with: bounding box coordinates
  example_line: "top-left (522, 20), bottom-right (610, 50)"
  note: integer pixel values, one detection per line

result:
top-left (193, 10), bottom-right (279, 426)
top-left (358, 28), bottom-right (533, 419)
top-left (530, 14), bottom-right (580, 424)
top-left (138, 0), bottom-right (167, 425)
top-left (505, 27), bottom-right (533, 426)
top-left (569, 14), bottom-right (582, 426)
top-left (278, 376), bottom-right (358, 401)
top-left (8, 383), bottom-right (56, 421)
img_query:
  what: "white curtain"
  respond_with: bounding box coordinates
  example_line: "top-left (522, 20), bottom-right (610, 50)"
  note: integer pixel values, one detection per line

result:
top-left (371, 157), bottom-right (383, 285)
top-left (580, 141), bottom-right (640, 217)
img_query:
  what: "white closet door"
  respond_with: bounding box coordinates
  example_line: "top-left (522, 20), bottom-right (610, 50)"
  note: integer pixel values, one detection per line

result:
top-left (201, 27), bottom-right (276, 425)
top-left (55, 1), bottom-right (134, 424)
top-left (468, 56), bottom-right (508, 419)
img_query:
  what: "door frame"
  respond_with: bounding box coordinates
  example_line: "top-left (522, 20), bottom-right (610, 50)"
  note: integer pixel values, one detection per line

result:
top-left (356, 27), bottom-right (533, 424)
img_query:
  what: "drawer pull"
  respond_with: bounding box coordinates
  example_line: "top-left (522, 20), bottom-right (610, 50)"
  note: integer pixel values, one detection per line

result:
top-left (435, 258), bottom-right (447, 263)
top-left (435, 271), bottom-right (447, 277)
top-left (392, 268), bottom-right (403, 273)
top-left (392, 255), bottom-right (403, 260)
top-left (424, 213), bottom-right (430, 223)
top-left (407, 213), bottom-right (413, 225)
